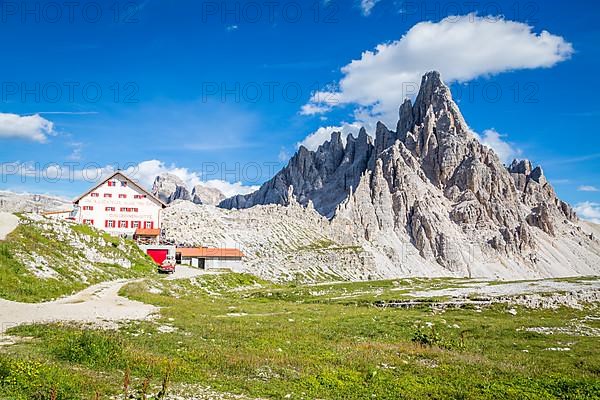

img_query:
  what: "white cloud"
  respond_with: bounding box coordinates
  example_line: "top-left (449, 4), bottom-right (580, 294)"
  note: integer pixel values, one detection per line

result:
top-left (360, 0), bottom-right (381, 16)
top-left (0, 113), bottom-right (55, 143)
top-left (297, 122), bottom-right (363, 151)
top-left (122, 160), bottom-right (260, 198)
top-left (303, 14), bottom-right (574, 127)
top-left (199, 180), bottom-right (260, 198)
top-left (127, 160), bottom-right (202, 189)
top-left (474, 129), bottom-right (521, 164)
top-left (577, 185), bottom-right (599, 192)
top-left (4, 159), bottom-right (258, 198)
top-left (300, 103), bottom-right (333, 116)
top-left (574, 202), bottom-right (600, 224)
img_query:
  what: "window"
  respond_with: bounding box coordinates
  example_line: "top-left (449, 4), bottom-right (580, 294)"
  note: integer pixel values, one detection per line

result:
top-left (132, 221), bottom-right (140, 228)
top-left (107, 180), bottom-right (116, 187)
top-left (134, 194), bottom-right (145, 199)
top-left (104, 193), bottom-right (112, 198)
top-left (120, 207), bottom-right (126, 212)
top-left (83, 219), bottom-right (94, 225)
top-left (105, 220), bottom-right (115, 228)
top-left (144, 221), bottom-right (154, 229)
top-left (133, 208), bottom-right (138, 212)
top-left (105, 207), bottom-right (115, 212)
top-left (119, 194), bottom-right (127, 199)
top-left (82, 206), bottom-right (93, 211)
top-left (118, 221), bottom-right (128, 228)
top-left (120, 181), bottom-right (128, 187)
top-left (91, 193), bottom-right (99, 198)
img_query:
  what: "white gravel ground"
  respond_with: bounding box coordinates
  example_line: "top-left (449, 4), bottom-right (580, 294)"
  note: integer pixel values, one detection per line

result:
top-left (0, 279), bottom-right (157, 334)
top-left (0, 266), bottom-right (219, 335)
top-left (405, 278), bottom-right (600, 299)
top-left (0, 212), bottom-right (19, 240)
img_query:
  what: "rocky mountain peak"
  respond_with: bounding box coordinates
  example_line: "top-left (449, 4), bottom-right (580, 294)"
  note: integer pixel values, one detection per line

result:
top-left (374, 121), bottom-right (395, 156)
top-left (152, 173), bottom-right (191, 204)
top-left (397, 98), bottom-right (414, 141)
top-left (191, 185), bottom-right (226, 206)
top-left (219, 70), bottom-right (599, 279)
top-left (152, 173), bottom-right (224, 205)
top-left (508, 159), bottom-right (533, 175)
top-left (413, 71), bottom-right (453, 121)
top-left (220, 128), bottom-right (374, 217)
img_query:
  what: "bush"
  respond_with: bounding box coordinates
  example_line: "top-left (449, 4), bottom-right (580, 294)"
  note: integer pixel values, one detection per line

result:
top-left (411, 325), bottom-right (443, 347)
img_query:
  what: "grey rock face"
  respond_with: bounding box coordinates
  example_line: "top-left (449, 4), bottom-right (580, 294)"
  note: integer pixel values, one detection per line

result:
top-left (152, 174), bottom-right (191, 204)
top-left (219, 71), bottom-right (597, 276)
top-left (152, 174), bottom-right (226, 206)
top-left (0, 191), bottom-right (71, 213)
top-left (220, 130), bottom-right (373, 217)
top-left (191, 185), bottom-right (226, 205)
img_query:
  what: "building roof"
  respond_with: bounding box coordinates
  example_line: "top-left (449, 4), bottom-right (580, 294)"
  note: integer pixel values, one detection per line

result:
top-left (73, 171), bottom-right (167, 208)
top-left (134, 228), bottom-right (161, 236)
top-left (177, 247), bottom-right (244, 259)
top-left (41, 210), bottom-right (73, 215)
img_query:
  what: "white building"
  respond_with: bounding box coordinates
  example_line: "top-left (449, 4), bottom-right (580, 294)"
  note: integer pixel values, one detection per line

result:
top-left (176, 247), bottom-right (244, 272)
top-left (73, 171), bottom-right (167, 236)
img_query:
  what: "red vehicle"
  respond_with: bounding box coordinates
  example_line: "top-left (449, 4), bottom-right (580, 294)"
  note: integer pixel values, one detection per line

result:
top-left (158, 255), bottom-right (176, 274)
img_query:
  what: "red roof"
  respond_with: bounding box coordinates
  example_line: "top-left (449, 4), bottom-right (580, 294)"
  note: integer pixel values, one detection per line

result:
top-left (177, 247), bottom-right (244, 258)
top-left (135, 228), bottom-right (161, 236)
top-left (41, 210), bottom-right (72, 215)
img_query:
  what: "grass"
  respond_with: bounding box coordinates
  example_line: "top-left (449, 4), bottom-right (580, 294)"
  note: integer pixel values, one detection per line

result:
top-left (295, 238), bottom-right (363, 254)
top-left (0, 216), bottom-right (156, 302)
top-left (1, 274), bottom-right (599, 399)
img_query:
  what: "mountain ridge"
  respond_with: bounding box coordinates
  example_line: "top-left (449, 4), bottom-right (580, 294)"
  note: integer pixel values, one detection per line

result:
top-left (217, 71), bottom-right (600, 278)
top-left (151, 174), bottom-right (225, 206)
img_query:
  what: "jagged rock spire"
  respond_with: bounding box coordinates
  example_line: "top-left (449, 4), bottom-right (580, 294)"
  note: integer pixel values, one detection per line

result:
top-left (219, 70), bottom-right (595, 279)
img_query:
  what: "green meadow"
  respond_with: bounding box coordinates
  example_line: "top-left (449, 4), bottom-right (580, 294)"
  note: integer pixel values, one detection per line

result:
top-left (0, 273), bottom-right (598, 399)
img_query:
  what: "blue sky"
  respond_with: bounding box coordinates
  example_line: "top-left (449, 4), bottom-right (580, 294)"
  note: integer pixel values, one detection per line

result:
top-left (0, 0), bottom-right (599, 220)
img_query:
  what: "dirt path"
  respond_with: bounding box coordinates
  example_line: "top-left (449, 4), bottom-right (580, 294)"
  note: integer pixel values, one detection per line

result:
top-left (0, 212), bottom-right (19, 240)
top-left (0, 265), bottom-right (219, 335)
top-left (0, 279), bottom-right (157, 334)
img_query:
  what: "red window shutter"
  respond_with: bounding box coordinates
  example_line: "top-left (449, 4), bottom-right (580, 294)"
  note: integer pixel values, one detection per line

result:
top-left (104, 220), bottom-right (108, 228)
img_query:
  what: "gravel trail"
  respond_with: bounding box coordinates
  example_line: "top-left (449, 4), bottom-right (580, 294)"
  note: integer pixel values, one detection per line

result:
top-left (0, 212), bottom-right (19, 240)
top-left (0, 279), bottom-right (157, 334)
